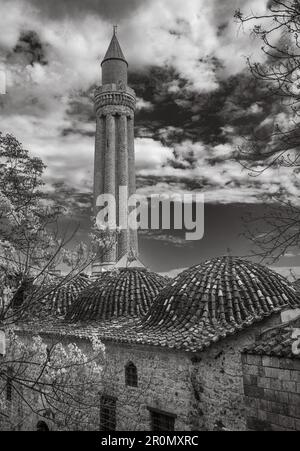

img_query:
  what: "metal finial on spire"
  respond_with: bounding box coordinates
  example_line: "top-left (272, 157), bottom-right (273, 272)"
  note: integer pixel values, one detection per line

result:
top-left (113, 25), bottom-right (118, 35)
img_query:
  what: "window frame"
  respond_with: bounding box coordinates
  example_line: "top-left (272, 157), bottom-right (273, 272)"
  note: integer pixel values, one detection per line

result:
top-left (125, 361), bottom-right (138, 387)
top-left (147, 407), bottom-right (177, 431)
top-left (100, 394), bottom-right (117, 431)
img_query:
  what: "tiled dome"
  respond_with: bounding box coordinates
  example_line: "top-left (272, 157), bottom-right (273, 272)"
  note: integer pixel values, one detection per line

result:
top-left (44, 273), bottom-right (91, 317)
top-left (66, 268), bottom-right (168, 322)
top-left (112, 257), bottom-right (300, 352)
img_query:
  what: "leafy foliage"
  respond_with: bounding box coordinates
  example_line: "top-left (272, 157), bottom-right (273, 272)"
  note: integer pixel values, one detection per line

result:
top-left (0, 132), bottom-right (111, 429)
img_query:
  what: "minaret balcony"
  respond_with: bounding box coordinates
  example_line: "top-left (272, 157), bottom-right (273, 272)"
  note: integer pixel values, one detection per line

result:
top-left (95, 84), bottom-right (136, 114)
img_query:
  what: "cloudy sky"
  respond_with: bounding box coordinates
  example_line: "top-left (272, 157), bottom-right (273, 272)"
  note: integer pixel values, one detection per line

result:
top-left (0, 0), bottom-right (299, 273)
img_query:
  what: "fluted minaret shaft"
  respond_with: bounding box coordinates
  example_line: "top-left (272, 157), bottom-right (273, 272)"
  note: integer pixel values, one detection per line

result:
top-left (128, 116), bottom-right (138, 254)
top-left (117, 114), bottom-right (129, 258)
top-left (92, 30), bottom-right (137, 274)
top-left (103, 113), bottom-right (117, 264)
top-left (93, 117), bottom-right (104, 212)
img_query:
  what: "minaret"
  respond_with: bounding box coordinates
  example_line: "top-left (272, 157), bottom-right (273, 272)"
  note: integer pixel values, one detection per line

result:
top-left (92, 28), bottom-right (138, 275)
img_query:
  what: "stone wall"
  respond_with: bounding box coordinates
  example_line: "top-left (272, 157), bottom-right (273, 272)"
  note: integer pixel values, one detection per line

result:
top-left (191, 315), bottom-right (280, 431)
top-left (242, 354), bottom-right (300, 431)
top-left (101, 342), bottom-right (194, 431)
top-left (98, 316), bottom-right (281, 431)
top-left (6, 313), bottom-right (284, 431)
top-left (2, 334), bottom-right (195, 431)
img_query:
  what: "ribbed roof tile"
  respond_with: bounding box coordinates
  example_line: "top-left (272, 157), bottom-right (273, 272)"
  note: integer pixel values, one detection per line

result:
top-left (100, 257), bottom-right (300, 352)
top-left (243, 318), bottom-right (300, 359)
top-left (66, 268), bottom-right (168, 322)
top-left (40, 274), bottom-right (91, 317)
top-left (21, 258), bottom-right (300, 354)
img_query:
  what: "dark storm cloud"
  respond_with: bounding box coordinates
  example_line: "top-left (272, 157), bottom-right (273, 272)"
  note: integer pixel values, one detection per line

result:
top-left (130, 64), bottom-right (226, 145)
top-left (65, 61), bottom-right (268, 147)
top-left (48, 182), bottom-right (93, 217)
top-left (62, 88), bottom-right (95, 137)
top-left (131, 66), bottom-right (275, 149)
top-left (12, 30), bottom-right (48, 66)
top-left (27, 0), bottom-right (147, 21)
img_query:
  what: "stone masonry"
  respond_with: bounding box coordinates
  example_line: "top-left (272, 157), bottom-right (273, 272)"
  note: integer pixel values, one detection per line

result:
top-left (79, 315), bottom-right (279, 431)
top-left (101, 342), bottom-right (194, 431)
top-left (9, 312), bottom-right (291, 431)
top-left (191, 315), bottom-right (280, 431)
top-left (242, 352), bottom-right (300, 430)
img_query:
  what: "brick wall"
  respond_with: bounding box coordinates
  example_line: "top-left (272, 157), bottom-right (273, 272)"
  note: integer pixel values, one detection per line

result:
top-left (242, 353), bottom-right (300, 431)
top-left (102, 60), bottom-right (128, 85)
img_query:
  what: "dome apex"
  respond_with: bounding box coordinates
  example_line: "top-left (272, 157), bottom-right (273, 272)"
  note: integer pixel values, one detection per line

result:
top-left (139, 257), bottom-right (300, 346)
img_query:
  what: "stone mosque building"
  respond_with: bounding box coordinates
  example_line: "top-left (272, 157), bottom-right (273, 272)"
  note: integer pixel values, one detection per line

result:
top-left (14, 31), bottom-right (300, 431)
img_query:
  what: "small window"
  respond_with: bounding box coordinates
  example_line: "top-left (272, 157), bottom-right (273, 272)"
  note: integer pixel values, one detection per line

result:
top-left (6, 368), bottom-right (13, 402)
top-left (100, 395), bottom-right (116, 431)
top-left (148, 408), bottom-right (176, 431)
top-left (125, 362), bottom-right (138, 387)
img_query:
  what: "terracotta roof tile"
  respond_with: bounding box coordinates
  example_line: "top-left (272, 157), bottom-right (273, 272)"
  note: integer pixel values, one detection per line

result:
top-left (20, 258), bottom-right (300, 354)
top-left (243, 319), bottom-right (300, 359)
top-left (39, 274), bottom-right (91, 317)
top-left (99, 257), bottom-right (300, 352)
top-left (66, 268), bottom-right (168, 322)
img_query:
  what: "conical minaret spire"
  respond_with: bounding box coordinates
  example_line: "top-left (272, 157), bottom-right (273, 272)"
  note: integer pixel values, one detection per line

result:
top-left (92, 28), bottom-right (138, 275)
top-left (102, 26), bottom-right (127, 65)
top-left (101, 27), bottom-right (128, 86)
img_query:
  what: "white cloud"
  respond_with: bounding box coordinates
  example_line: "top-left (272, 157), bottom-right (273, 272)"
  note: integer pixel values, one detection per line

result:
top-left (0, 0), bottom-right (272, 94)
top-left (135, 138), bottom-right (174, 171)
top-left (122, 0), bottom-right (271, 90)
top-left (136, 97), bottom-right (154, 111)
top-left (135, 139), bottom-right (300, 205)
top-left (0, 0), bottom-right (292, 206)
top-left (0, 106), bottom-right (94, 191)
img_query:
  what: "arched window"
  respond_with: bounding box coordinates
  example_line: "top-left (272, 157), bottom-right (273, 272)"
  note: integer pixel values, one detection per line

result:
top-left (125, 362), bottom-right (138, 387)
top-left (36, 421), bottom-right (50, 431)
